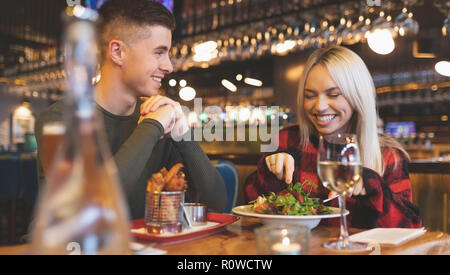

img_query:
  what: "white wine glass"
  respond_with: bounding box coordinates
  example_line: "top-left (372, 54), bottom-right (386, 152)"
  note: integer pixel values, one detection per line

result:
top-left (317, 133), bottom-right (367, 251)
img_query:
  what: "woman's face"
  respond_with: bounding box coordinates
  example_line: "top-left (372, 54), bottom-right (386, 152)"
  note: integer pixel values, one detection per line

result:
top-left (303, 64), bottom-right (354, 136)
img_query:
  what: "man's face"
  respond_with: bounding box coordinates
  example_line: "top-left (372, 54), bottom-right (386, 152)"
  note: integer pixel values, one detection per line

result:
top-left (121, 25), bottom-right (173, 97)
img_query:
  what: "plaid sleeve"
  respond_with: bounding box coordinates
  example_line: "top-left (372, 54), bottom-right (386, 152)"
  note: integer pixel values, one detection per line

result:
top-left (349, 148), bottom-right (423, 228)
top-left (243, 126), bottom-right (300, 203)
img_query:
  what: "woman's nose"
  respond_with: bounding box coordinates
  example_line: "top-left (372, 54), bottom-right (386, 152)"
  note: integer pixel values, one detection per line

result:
top-left (314, 95), bottom-right (329, 112)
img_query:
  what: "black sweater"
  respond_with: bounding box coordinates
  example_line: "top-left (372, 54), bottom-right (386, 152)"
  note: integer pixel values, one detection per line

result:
top-left (35, 99), bottom-right (227, 219)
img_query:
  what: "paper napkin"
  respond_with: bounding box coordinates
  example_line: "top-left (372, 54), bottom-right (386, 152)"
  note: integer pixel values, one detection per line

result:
top-left (349, 228), bottom-right (427, 246)
top-left (130, 242), bottom-right (167, 255)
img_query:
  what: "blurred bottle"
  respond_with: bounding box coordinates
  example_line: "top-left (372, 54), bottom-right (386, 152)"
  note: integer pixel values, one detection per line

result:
top-left (409, 133), bottom-right (417, 147)
top-left (425, 132), bottom-right (434, 150)
top-left (401, 133), bottom-right (409, 145)
top-left (30, 6), bottom-right (131, 254)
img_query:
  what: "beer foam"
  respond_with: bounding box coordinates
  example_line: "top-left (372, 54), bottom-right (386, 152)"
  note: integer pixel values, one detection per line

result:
top-left (43, 123), bottom-right (66, 135)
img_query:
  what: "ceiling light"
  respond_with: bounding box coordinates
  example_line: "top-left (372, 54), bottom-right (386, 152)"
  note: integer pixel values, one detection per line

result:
top-left (193, 41), bottom-right (217, 53)
top-left (366, 29), bottom-right (395, 55)
top-left (169, 79), bottom-right (177, 87)
top-left (193, 41), bottom-right (218, 62)
top-left (275, 40), bottom-right (296, 55)
top-left (435, 61), bottom-right (450, 77)
top-left (179, 86), bottom-right (196, 101)
top-left (236, 74), bottom-right (243, 81)
top-left (221, 79), bottom-right (237, 92)
top-left (14, 105), bottom-right (32, 118)
top-left (244, 77), bottom-right (263, 87)
top-left (179, 79), bottom-right (187, 87)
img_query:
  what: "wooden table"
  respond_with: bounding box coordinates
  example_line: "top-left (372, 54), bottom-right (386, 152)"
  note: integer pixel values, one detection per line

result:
top-left (151, 217), bottom-right (450, 255)
top-left (0, 217), bottom-right (449, 255)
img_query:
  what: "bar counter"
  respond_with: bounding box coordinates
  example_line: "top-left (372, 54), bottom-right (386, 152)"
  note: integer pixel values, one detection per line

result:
top-left (208, 153), bottom-right (450, 173)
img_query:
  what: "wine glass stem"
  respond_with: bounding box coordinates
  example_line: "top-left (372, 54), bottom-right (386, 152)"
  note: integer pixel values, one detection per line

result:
top-left (338, 195), bottom-right (350, 249)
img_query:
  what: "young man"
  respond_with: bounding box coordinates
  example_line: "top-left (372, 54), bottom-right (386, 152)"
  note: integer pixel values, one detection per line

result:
top-left (35, 0), bottom-right (227, 219)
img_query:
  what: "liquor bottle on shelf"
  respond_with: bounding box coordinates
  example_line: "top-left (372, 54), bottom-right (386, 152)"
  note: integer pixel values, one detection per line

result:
top-left (211, 0), bottom-right (219, 30)
top-left (186, 0), bottom-right (195, 36)
top-left (30, 6), bottom-right (132, 255)
top-left (219, 0), bottom-right (227, 28)
top-left (222, 0), bottom-right (234, 27)
top-left (180, 3), bottom-right (188, 36)
top-left (194, 0), bottom-right (205, 34)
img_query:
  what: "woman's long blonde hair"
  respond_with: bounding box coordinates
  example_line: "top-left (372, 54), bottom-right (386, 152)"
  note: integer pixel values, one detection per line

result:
top-left (297, 46), bottom-right (407, 175)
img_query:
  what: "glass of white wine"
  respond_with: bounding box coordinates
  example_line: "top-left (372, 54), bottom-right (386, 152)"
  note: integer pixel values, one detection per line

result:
top-left (317, 133), bottom-right (367, 250)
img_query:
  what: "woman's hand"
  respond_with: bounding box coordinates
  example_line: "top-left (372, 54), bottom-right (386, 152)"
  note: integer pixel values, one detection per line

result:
top-left (327, 178), bottom-right (366, 200)
top-left (351, 178), bottom-right (366, 196)
top-left (264, 153), bottom-right (294, 184)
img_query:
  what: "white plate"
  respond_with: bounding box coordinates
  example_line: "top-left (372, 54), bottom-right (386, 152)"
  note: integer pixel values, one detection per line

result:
top-left (232, 205), bottom-right (348, 230)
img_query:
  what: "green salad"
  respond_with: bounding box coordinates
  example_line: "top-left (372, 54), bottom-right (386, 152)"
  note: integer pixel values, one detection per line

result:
top-left (249, 180), bottom-right (334, 216)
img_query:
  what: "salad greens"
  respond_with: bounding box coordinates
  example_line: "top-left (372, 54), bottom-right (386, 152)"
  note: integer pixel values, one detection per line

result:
top-left (250, 180), bottom-right (334, 216)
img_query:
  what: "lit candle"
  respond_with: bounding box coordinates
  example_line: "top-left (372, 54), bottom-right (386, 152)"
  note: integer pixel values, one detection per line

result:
top-left (271, 237), bottom-right (301, 255)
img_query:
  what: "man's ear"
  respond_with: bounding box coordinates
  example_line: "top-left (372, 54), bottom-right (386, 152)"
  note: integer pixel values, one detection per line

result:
top-left (108, 40), bottom-right (125, 66)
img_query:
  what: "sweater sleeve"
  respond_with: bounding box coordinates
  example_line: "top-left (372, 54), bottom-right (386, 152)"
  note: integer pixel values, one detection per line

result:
top-left (113, 118), bottom-right (164, 194)
top-left (349, 148), bottom-right (423, 228)
top-left (171, 140), bottom-right (227, 213)
top-left (243, 153), bottom-right (289, 203)
top-left (243, 127), bottom-right (300, 203)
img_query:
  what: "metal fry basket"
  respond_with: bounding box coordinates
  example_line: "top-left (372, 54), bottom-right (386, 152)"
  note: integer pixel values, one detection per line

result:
top-left (144, 190), bottom-right (185, 233)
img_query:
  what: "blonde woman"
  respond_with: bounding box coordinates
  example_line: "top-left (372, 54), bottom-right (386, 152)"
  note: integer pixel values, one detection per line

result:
top-left (245, 46), bottom-right (422, 228)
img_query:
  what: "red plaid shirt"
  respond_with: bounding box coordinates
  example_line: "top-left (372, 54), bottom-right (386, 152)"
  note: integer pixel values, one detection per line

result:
top-left (244, 125), bottom-right (422, 229)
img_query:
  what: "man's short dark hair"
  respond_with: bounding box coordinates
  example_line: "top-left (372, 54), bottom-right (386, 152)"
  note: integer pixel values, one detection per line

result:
top-left (97, 0), bottom-right (176, 63)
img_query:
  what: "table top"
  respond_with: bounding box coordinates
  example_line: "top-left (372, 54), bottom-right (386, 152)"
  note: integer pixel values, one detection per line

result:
top-left (150, 217), bottom-right (450, 255)
top-left (1, 217), bottom-right (449, 255)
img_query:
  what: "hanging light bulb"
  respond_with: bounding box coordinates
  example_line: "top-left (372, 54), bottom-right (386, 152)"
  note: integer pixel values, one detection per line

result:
top-left (14, 104), bottom-right (32, 118)
top-left (168, 79), bottom-right (177, 87)
top-left (221, 79), bottom-right (237, 92)
top-left (275, 40), bottom-right (296, 55)
top-left (193, 41), bottom-right (218, 62)
top-left (435, 61), bottom-right (450, 77)
top-left (179, 79), bottom-right (187, 87)
top-left (179, 86), bottom-right (196, 101)
top-left (244, 77), bottom-right (263, 87)
top-left (366, 29), bottom-right (395, 55)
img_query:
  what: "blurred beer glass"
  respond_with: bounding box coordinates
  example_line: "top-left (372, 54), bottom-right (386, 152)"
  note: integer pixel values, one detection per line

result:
top-left (42, 121), bottom-right (66, 177)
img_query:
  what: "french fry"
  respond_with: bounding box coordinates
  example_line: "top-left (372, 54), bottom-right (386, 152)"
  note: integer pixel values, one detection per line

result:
top-left (147, 163), bottom-right (187, 192)
top-left (165, 173), bottom-right (186, 191)
top-left (164, 163), bottom-right (184, 183)
top-left (151, 172), bottom-right (165, 192)
top-left (146, 178), bottom-right (153, 192)
top-left (160, 167), bottom-right (168, 177)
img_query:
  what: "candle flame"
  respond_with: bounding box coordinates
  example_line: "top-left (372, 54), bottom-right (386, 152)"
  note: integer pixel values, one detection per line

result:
top-left (282, 237), bottom-right (290, 246)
